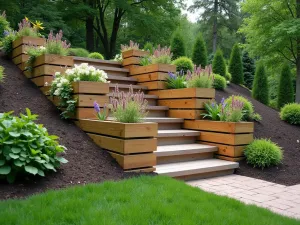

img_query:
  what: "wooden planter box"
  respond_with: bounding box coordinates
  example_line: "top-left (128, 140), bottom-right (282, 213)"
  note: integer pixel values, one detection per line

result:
top-left (11, 36), bottom-right (45, 68)
top-left (128, 64), bottom-right (176, 91)
top-left (33, 54), bottom-right (73, 68)
top-left (122, 50), bottom-right (149, 70)
top-left (149, 88), bottom-right (215, 120)
top-left (76, 119), bottom-right (158, 171)
top-left (122, 49), bottom-right (149, 59)
top-left (184, 120), bottom-right (254, 161)
top-left (49, 82), bottom-right (110, 119)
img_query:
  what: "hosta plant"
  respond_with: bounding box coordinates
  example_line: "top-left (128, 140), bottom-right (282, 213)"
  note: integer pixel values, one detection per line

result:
top-left (50, 63), bottom-right (108, 119)
top-left (166, 72), bottom-right (186, 89)
top-left (109, 85), bottom-right (148, 123)
top-left (186, 65), bottom-right (214, 88)
top-left (121, 40), bottom-right (140, 52)
top-left (0, 109), bottom-right (67, 183)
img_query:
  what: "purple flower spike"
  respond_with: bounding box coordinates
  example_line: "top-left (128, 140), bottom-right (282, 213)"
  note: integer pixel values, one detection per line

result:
top-left (94, 101), bottom-right (100, 113)
top-left (168, 72), bottom-right (176, 79)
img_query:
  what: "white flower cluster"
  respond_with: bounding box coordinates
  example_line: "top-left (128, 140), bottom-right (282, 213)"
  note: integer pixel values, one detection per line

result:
top-left (64, 63), bottom-right (108, 83)
top-left (51, 75), bottom-right (70, 96)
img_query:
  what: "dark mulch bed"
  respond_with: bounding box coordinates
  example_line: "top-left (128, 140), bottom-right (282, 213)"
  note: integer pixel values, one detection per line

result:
top-left (0, 53), bottom-right (135, 200)
top-left (216, 84), bottom-right (300, 186)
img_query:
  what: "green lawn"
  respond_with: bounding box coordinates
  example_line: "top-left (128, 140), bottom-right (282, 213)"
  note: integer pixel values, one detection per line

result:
top-left (0, 176), bottom-right (298, 225)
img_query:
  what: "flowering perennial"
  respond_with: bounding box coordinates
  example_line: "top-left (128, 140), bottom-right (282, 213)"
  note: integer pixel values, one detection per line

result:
top-left (45, 30), bottom-right (70, 56)
top-left (121, 40), bottom-right (140, 52)
top-left (150, 45), bottom-right (173, 64)
top-left (186, 65), bottom-right (215, 88)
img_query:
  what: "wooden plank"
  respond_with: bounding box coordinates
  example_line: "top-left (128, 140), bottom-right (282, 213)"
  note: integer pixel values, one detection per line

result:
top-left (12, 45), bottom-right (26, 58)
top-left (149, 88), bottom-right (215, 99)
top-left (131, 72), bottom-right (168, 83)
top-left (33, 54), bottom-right (74, 67)
top-left (18, 62), bottom-right (27, 71)
top-left (184, 120), bottom-right (254, 134)
top-left (72, 82), bottom-right (109, 94)
top-left (88, 133), bottom-right (157, 154)
top-left (76, 95), bottom-right (109, 107)
top-left (216, 155), bottom-right (245, 162)
top-left (158, 99), bottom-right (208, 109)
top-left (109, 151), bottom-right (156, 170)
top-left (122, 49), bottom-right (149, 59)
top-left (12, 36), bottom-right (45, 49)
top-left (168, 109), bottom-right (204, 120)
top-left (141, 81), bottom-right (166, 90)
top-left (31, 76), bottom-right (53, 87)
top-left (199, 132), bottom-right (253, 145)
top-left (33, 65), bottom-right (68, 77)
top-left (122, 57), bottom-right (140, 66)
top-left (199, 141), bottom-right (246, 157)
top-left (129, 64), bottom-right (176, 75)
top-left (123, 65), bottom-right (139, 70)
top-left (40, 86), bottom-right (50, 96)
top-left (125, 167), bottom-right (155, 173)
top-left (12, 54), bottom-right (29, 65)
top-left (77, 119), bottom-right (158, 138)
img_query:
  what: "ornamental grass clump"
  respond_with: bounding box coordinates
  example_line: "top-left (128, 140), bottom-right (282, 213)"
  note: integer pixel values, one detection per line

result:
top-left (45, 30), bottom-right (70, 56)
top-left (186, 65), bottom-right (214, 89)
top-left (121, 40), bottom-right (140, 52)
top-left (166, 72), bottom-right (186, 89)
top-left (50, 63), bottom-right (108, 119)
top-left (150, 45), bottom-right (173, 64)
top-left (17, 18), bottom-right (39, 38)
top-left (110, 85), bottom-right (148, 123)
top-left (0, 109), bottom-right (68, 183)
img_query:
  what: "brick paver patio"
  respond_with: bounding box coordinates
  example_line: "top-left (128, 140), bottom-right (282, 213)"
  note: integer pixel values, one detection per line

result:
top-left (188, 175), bottom-right (300, 220)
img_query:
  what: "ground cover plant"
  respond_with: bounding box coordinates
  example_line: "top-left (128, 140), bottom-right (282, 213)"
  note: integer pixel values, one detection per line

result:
top-left (0, 65), bottom-right (4, 82)
top-left (0, 176), bottom-right (298, 225)
top-left (280, 103), bottom-right (300, 125)
top-left (50, 63), bottom-right (108, 118)
top-left (0, 109), bottom-right (67, 183)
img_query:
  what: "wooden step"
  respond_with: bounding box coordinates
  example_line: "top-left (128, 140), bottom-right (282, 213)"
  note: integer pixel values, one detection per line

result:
top-left (109, 83), bottom-right (148, 92)
top-left (146, 106), bottom-right (168, 117)
top-left (107, 93), bottom-right (158, 106)
top-left (92, 66), bottom-right (129, 77)
top-left (156, 144), bottom-right (217, 164)
top-left (144, 117), bottom-right (183, 130)
top-left (107, 75), bottom-right (137, 85)
top-left (157, 129), bottom-right (200, 145)
top-left (155, 159), bottom-right (239, 180)
top-left (74, 57), bottom-right (122, 68)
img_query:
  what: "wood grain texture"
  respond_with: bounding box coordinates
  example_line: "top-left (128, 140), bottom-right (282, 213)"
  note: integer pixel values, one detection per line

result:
top-left (158, 99), bottom-right (208, 109)
top-left (131, 72), bottom-right (168, 82)
top-left (72, 82), bottom-right (109, 94)
top-left (12, 36), bottom-right (45, 49)
top-left (199, 141), bottom-right (246, 157)
top-left (33, 54), bottom-right (74, 67)
top-left (149, 88), bottom-right (215, 99)
top-left (168, 109), bottom-right (204, 120)
top-left (122, 49), bottom-right (149, 59)
top-left (12, 54), bottom-right (29, 65)
top-left (122, 57), bottom-right (140, 66)
top-left (129, 64), bottom-right (176, 75)
top-left (31, 76), bottom-right (53, 87)
top-left (199, 132), bottom-right (253, 145)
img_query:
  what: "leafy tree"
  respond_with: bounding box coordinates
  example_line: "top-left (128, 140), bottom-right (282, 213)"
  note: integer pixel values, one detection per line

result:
top-left (278, 64), bottom-right (294, 108)
top-left (242, 51), bottom-right (255, 89)
top-left (192, 33), bottom-right (208, 67)
top-left (229, 43), bottom-right (244, 84)
top-left (240, 0), bottom-right (300, 102)
top-left (212, 49), bottom-right (226, 77)
top-left (171, 30), bottom-right (186, 59)
top-left (252, 63), bottom-right (269, 105)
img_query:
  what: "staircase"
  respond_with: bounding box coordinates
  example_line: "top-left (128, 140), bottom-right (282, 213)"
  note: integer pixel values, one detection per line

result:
top-left (74, 57), bottom-right (239, 180)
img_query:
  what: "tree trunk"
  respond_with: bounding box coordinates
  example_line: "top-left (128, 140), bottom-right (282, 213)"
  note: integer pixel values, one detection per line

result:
top-left (212, 0), bottom-right (218, 53)
top-left (296, 0), bottom-right (300, 102)
top-left (86, 16), bottom-right (94, 52)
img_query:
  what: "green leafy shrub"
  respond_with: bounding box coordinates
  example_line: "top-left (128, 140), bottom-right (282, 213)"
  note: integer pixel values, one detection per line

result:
top-left (143, 42), bottom-right (154, 54)
top-left (88, 52), bottom-right (104, 60)
top-left (0, 66), bottom-right (4, 82)
top-left (252, 63), bottom-right (269, 105)
top-left (186, 65), bottom-right (214, 88)
top-left (277, 64), bottom-right (294, 109)
top-left (2, 31), bottom-right (17, 55)
top-left (225, 95), bottom-right (254, 120)
top-left (0, 109), bottom-right (68, 183)
top-left (229, 44), bottom-right (244, 84)
top-left (68, 48), bottom-right (89, 57)
top-left (17, 18), bottom-right (39, 38)
top-left (242, 51), bottom-right (255, 89)
top-left (225, 72), bottom-right (232, 82)
top-left (212, 49), bottom-right (226, 77)
top-left (212, 74), bottom-right (226, 90)
top-left (166, 72), bottom-right (186, 89)
top-left (139, 56), bottom-right (151, 66)
top-left (192, 33), bottom-right (207, 67)
top-left (0, 11), bottom-right (10, 40)
top-left (245, 139), bottom-right (283, 169)
top-left (170, 31), bottom-right (186, 59)
top-left (150, 46), bottom-right (172, 64)
top-left (280, 103), bottom-right (300, 125)
top-left (173, 56), bottom-right (193, 74)
top-left (109, 86), bottom-right (148, 123)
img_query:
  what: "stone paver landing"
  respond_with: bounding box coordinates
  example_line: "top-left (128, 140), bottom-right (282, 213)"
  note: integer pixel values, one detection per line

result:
top-left (188, 175), bottom-right (300, 220)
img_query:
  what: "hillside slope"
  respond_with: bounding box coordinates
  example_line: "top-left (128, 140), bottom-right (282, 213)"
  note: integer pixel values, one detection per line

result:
top-left (216, 84), bottom-right (300, 185)
top-left (0, 53), bottom-right (133, 200)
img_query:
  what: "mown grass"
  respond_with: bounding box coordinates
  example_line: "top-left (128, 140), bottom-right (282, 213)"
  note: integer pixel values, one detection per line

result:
top-left (0, 176), bottom-right (298, 225)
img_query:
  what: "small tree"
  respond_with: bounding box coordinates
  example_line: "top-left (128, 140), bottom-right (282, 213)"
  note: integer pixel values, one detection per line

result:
top-left (252, 63), bottom-right (269, 105)
top-left (212, 49), bottom-right (226, 77)
top-left (192, 33), bottom-right (207, 67)
top-left (171, 31), bottom-right (186, 60)
top-left (277, 64), bottom-right (294, 108)
top-left (229, 44), bottom-right (244, 84)
top-left (242, 51), bottom-right (255, 89)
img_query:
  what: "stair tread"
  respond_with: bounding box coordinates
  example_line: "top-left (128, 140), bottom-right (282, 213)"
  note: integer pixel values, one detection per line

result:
top-left (108, 75), bottom-right (137, 82)
top-left (109, 83), bottom-right (148, 90)
top-left (155, 159), bottom-right (239, 175)
top-left (158, 129), bottom-right (200, 137)
top-left (147, 106), bottom-right (168, 110)
top-left (95, 66), bottom-right (129, 73)
top-left (74, 57), bottom-right (122, 66)
top-left (144, 117), bottom-right (184, 123)
top-left (107, 93), bottom-right (158, 99)
top-left (157, 144), bottom-right (217, 153)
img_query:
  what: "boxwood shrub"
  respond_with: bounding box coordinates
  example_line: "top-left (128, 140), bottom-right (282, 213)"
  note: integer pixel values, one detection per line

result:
top-left (212, 74), bottom-right (226, 90)
top-left (68, 48), bottom-right (89, 57)
top-left (0, 109), bottom-right (68, 183)
top-left (280, 103), bottom-right (300, 125)
top-left (88, 52), bottom-right (104, 60)
top-left (173, 56), bottom-right (194, 74)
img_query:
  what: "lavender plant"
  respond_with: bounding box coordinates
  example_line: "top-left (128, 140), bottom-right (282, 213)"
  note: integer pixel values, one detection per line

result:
top-left (17, 18), bottom-right (39, 38)
top-left (121, 40), bottom-right (140, 52)
top-left (166, 72), bottom-right (186, 89)
top-left (186, 65), bottom-right (214, 88)
top-left (45, 30), bottom-right (70, 56)
top-left (225, 96), bottom-right (244, 122)
top-left (110, 85), bottom-right (148, 123)
top-left (150, 45), bottom-right (173, 64)
top-left (94, 101), bottom-right (109, 121)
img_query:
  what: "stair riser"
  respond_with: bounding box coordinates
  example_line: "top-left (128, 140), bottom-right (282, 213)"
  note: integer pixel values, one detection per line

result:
top-left (74, 61), bottom-right (121, 68)
top-left (157, 123), bottom-right (182, 130)
top-left (158, 136), bottom-right (197, 146)
top-left (145, 99), bottom-right (157, 106)
top-left (147, 110), bottom-right (167, 117)
top-left (174, 169), bottom-right (235, 181)
top-left (104, 71), bottom-right (129, 77)
top-left (157, 152), bottom-right (214, 164)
